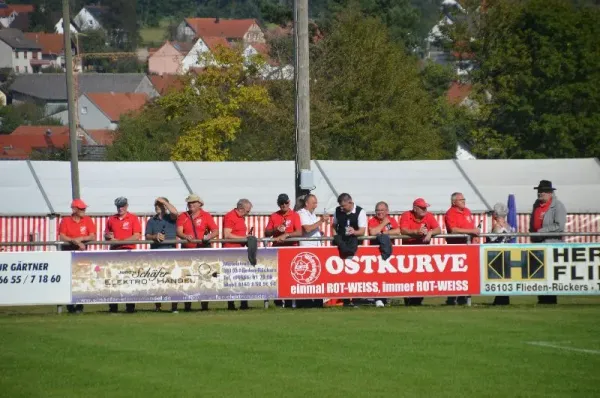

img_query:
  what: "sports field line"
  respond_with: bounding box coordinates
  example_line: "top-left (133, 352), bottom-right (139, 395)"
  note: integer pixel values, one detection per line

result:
top-left (526, 341), bottom-right (600, 355)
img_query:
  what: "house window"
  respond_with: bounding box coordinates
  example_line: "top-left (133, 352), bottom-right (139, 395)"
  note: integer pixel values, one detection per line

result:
top-left (15, 66), bottom-right (20, 73)
top-left (81, 107), bottom-right (88, 114)
top-left (32, 52), bottom-right (38, 60)
top-left (15, 51), bottom-right (19, 59)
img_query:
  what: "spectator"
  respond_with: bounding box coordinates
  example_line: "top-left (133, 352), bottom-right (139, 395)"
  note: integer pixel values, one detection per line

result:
top-left (58, 198), bottom-right (96, 314)
top-left (105, 196), bottom-right (142, 314)
top-left (333, 193), bottom-right (367, 307)
top-left (265, 193), bottom-right (303, 246)
top-left (530, 180), bottom-right (567, 305)
top-left (176, 194), bottom-right (219, 312)
top-left (297, 194), bottom-right (329, 247)
top-left (223, 199), bottom-right (253, 310)
top-left (368, 201), bottom-right (400, 308)
top-left (145, 197), bottom-right (179, 312)
top-left (399, 198), bottom-right (441, 306)
top-left (487, 202), bottom-right (515, 306)
top-left (444, 192), bottom-right (479, 306)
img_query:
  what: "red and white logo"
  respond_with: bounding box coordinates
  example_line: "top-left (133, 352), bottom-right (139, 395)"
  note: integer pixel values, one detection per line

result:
top-left (195, 219), bottom-right (203, 226)
top-left (290, 252), bottom-right (321, 285)
top-left (80, 226), bottom-right (87, 234)
top-left (122, 221), bottom-right (130, 229)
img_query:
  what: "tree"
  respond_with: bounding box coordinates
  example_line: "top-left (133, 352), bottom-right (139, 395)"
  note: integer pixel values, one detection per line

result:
top-left (165, 46), bottom-right (271, 160)
top-left (109, 46), bottom-right (272, 161)
top-left (308, 7), bottom-right (453, 160)
top-left (0, 103), bottom-right (62, 134)
top-left (472, 0), bottom-right (600, 158)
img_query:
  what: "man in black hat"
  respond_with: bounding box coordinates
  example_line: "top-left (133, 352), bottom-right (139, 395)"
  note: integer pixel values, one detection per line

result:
top-left (530, 180), bottom-right (567, 305)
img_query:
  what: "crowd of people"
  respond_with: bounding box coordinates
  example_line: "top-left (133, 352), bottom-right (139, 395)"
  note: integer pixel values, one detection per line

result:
top-left (58, 179), bottom-right (567, 314)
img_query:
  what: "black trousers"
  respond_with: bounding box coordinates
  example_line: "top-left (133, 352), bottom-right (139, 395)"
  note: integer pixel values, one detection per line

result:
top-left (109, 304), bottom-right (135, 313)
top-left (403, 297), bottom-right (423, 306)
top-left (228, 300), bottom-right (249, 309)
top-left (67, 304), bottom-right (83, 313)
top-left (446, 296), bottom-right (468, 305)
top-left (538, 295), bottom-right (557, 304)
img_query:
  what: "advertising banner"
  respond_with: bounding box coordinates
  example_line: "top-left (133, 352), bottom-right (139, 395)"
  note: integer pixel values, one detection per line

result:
top-left (0, 251), bottom-right (72, 305)
top-left (481, 244), bottom-right (600, 295)
top-left (277, 245), bottom-right (480, 299)
top-left (71, 248), bottom-right (278, 304)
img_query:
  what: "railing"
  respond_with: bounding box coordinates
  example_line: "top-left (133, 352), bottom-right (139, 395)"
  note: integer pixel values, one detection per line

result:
top-left (1, 232), bottom-right (600, 248)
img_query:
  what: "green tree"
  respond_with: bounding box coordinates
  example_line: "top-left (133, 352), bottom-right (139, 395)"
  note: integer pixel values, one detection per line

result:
top-left (309, 7), bottom-right (453, 160)
top-left (472, 0), bottom-right (600, 158)
top-left (0, 103), bottom-right (62, 134)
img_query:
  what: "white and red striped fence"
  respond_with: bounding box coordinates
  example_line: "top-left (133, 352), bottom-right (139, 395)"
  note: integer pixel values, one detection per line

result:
top-left (1, 213), bottom-right (598, 252)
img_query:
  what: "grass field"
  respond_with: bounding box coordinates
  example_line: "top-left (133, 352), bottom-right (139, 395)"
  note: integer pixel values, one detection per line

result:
top-left (1, 297), bottom-right (599, 398)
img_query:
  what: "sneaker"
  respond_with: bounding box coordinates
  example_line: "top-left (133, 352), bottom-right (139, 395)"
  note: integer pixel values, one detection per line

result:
top-left (172, 310), bottom-right (179, 314)
top-left (375, 300), bottom-right (385, 308)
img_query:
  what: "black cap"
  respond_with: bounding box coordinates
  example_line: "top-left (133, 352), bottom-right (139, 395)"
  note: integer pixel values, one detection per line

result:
top-left (277, 193), bottom-right (290, 205)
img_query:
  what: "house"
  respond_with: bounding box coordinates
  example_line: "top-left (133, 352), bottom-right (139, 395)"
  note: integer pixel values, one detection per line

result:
top-left (9, 73), bottom-right (158, 115)
top-left (0, 2), bottom-right (34, 30)
top-left (148, 74), bottom-right (185, 96)
top-left (447, 81), bottom-right (473, 107)
top-left (0, 125), bottom-right (83, 159)
top-left (73, 5), bottom-right (106, 32)
top-left (54, 17), bottom-right (80, 34)
top-left (176, 17), bottom-right (265, 44)
top-left (243, 43), bottom-right (293, 80)
top-left (148, 41), bottom-right (194, 75)
top-left (23, 32), bottom-right (78, 70)
top-left (0, 28), bottom-right (42, 74)
top-left (66, 92), bottom-right (149, 130)
top-left (0, 125), bottom-right (116, 160)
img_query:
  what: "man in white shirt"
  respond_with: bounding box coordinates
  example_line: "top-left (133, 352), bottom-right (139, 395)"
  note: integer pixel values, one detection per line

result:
top-left (297, 194), bottom-right (330, 247)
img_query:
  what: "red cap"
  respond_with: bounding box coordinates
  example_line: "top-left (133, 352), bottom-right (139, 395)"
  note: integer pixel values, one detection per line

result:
top-left (71, 199), bottom-right (87, 209)
top-left (413, 198), bottom-right (430, 208)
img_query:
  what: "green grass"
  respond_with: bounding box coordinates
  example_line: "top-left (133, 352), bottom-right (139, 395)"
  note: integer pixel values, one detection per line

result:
top-left (1, 297), bottom-right (600, 398)
top-left (140, 19), bottom-right (172, 46)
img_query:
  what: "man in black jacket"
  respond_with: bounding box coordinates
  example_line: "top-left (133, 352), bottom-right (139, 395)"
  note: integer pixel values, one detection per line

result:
top-left (332, 193), bottom-right (367, 307)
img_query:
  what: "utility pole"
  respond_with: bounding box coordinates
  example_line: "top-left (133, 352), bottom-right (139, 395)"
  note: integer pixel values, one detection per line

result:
top-left (63, 0), bottom-right (80, 199)
top-left (294, 0), bottom-right (310, 200)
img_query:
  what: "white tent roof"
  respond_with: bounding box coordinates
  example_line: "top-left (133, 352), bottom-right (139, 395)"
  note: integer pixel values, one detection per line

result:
top-left (1, 159), bottom-right (599, 215)
top-left (29, 161), bottom-right (190, 215)
top-left (315, 160), bottom-right (487, 213)
top-left (457, 159), bottom-right (600, 213)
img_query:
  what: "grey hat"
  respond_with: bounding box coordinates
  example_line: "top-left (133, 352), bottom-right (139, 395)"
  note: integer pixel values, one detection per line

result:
top-left (493, 202), bottom-right (508, 217)
top-left (114, 197), bottom-right (128, 207)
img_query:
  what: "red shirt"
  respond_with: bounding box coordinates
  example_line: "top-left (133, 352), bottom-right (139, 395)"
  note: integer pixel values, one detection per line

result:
top-left (105, 212), bottom-right (141, 250)
top-left (59, 215), bottom-right (96, 250)
top-left (176, 210), bottom-right (218, 248)
top-left (368, 217), bottom-right (399, 233)
top-left (532, 199), bottom-right (551, 232)
top-left (266, 210), bottom-right (302, 247)
top-left (399, 211), bottom-right (440, 245)
top-left (223, 209), bottom-right (248, 248)
top-left (444, 206), bottom-right (475, 244)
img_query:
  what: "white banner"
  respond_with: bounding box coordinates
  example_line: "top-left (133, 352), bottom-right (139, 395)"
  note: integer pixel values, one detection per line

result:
top-left (0, 252), bottom-right (72, 305)
top-left (480, 244), bottom-right (600, 295)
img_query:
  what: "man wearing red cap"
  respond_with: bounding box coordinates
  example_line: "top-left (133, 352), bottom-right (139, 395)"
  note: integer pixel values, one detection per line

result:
top-left (265, 193), bottom-right (302, 247)
top-left (58, 198), bottom-right (96, 314)
top-left (399, 198), bottom-right (441, 306)
top-left (104, 196), bottom-right (142, 313)
top-left (444, 192), bottom-right (479, 305)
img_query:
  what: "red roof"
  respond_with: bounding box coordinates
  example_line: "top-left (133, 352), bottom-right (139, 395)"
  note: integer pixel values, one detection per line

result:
top-left (201, 36), bottom-right (230, 52)
top-left (23, 32), bottom-right (64, 55)
top-left (7, 4), bottom-right (34, 13)
top-left (86, 129), bottom-right (115, 145)
top-left (86, 92), bottom-right (149, 122)
top-left (0, 126), bottom-right (74, 159)
top-left (447, 82), bottom-right (473, 105)
top-left (185, 18), bottom-right (258, 39)
top-left (149, 74), bottom-right (185, 95)
top-left (0, 8), bottom-right (15, 17)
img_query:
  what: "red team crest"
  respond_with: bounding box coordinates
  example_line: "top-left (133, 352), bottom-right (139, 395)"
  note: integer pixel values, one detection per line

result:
top-left (290, 252), bottom-right (322, 285)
